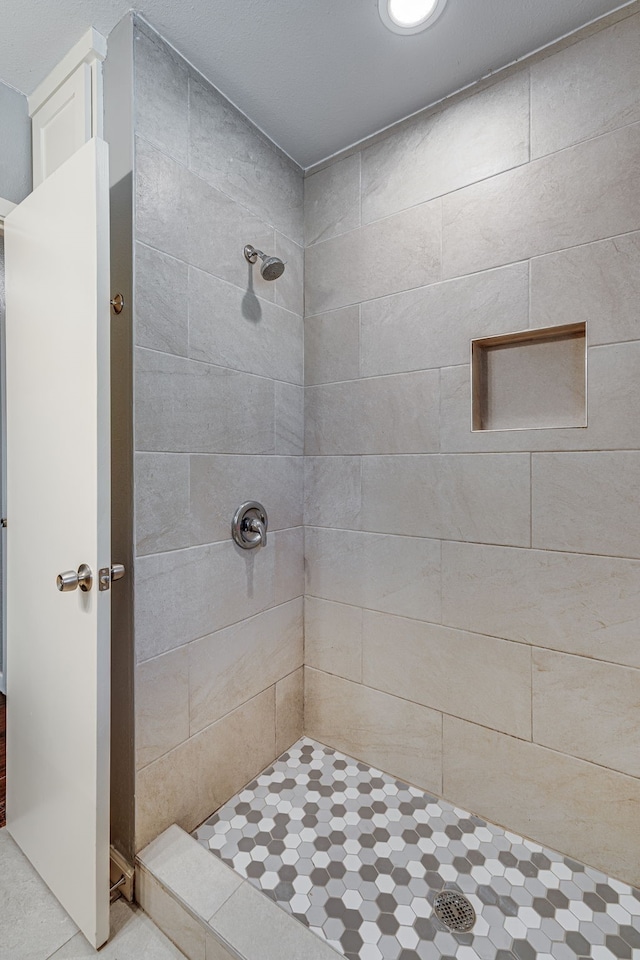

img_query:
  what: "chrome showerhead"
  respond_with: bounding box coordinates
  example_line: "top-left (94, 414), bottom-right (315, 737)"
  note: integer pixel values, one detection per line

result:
top-left (244, 244), bottom-right (285, 281)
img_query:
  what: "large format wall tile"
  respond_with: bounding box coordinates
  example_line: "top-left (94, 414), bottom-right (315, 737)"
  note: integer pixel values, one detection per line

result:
top-left (275, 382), bottom-right (304, 455)
top-left (360, 263), bottom-right (529, 376)
top-left (533, 648), bottom-right (640, 778)
top-left (305, 371), bottom-right (439, 455)
top-left (305, 668), bottom-right (442, 794)
top-left (305, 527), bottom-right (441, 622)
top-left (305, 596), bottom-right (363, 683)
top-left (184, 168), bottom-right (276, 298)
top-left (135, 242), bottom-right (188, 356)
top-left (304, 457), bottom-right (361, 529)
top-left (443, 716), bottom-right (640, 888)
top-left (274, 526), bottom-right (305, 606)
top-left (305, 201), bottom-right (441, 315)
top-left (135, 452), bottom-right (191, 555)
top-left (136, 646), bottom-right (190, 770)
top-left (135, 453), bottom-right (302, 556)
top-left (135, 348), bottom-right (275, 454)
top-left (441, 540), bottom-right (640, 667)
top-left (188, 267), bottom-right (303, 384)
top-left (304, 153), bottom-right (361, 245)
top-left (190, 454), bottom-right (303, 542)
top-left (136, 136), bottom-right (191, 264)
top-left (135, 690), bottom-right (276, 851)
top-left (304, 306), bottom-right (360, 385)
top-left (360, 454), bottom-right (531, 546)
top-left (137, 135), bottom-right (277, 300)
top-left (440, 343), bottom-right (640, 452)
top-left (189, 599), bottom-right (303, 735)
top-left (134, 26), bottom-right (189, 165)
top-left (274, 232), bottom-right (304, 317)
top-left (361, 71), bottom-right (529, 224)
top-left (531, 14), bottom-right (640, 159)
top-left (532, 451), bottom-right (640, 558)
top-left (442, 122), bottom-right (640, 279)
top-left (189, 74), bottom-right (303, 245)
top-left (275, 668), bottom-right (304, 755)
top-left (135, 540), bottom-right (275, 662)
top-left (362, 610), bottom-right (531, 739)
top-left (530, 232), bottom-right (640, 345)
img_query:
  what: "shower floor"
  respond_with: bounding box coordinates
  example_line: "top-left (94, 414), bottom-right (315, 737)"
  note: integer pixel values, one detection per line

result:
top-left (193, 738), bottom-right (640, 960)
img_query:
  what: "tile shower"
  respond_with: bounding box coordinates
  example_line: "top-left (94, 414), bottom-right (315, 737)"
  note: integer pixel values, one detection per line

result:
top-left (129, 6), bottom-right (640, 959)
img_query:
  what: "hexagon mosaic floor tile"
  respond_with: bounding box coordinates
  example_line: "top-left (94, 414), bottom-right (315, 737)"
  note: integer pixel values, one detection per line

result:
top-left (193, 738), bottom-right (640, 960)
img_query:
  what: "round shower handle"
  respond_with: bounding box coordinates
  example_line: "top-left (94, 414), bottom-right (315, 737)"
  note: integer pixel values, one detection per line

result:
top-left (232, 501), bottom-right (268, 550)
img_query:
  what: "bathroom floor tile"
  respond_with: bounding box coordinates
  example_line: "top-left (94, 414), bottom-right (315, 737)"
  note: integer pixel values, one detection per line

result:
top-left (194, 738), bottom-right (640, 960)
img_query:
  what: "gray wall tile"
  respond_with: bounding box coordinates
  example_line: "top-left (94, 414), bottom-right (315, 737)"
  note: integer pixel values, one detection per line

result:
top-left (189, 73), bottom-right (303, 244)
top-left (360, 263), bottom-right (529, 376)
top-left (531, 14), bottom-right (640, 159)
top-left (305, 200), bottom-right (441, 315)
top-left (188, 266), bottom-right (303, 384)
top-left (274, 232), bottom-right (304, 316)
top-left (136, 136), bottom-right (191, 263)
top-left (361, 71), bottom-right (529, 224)
top-left (363, 610), bottom-right (532, 739)
top-left (304, 456), bottom-right (362, 529)
top-left (533, 648), bottom-right (640, 778)
top-left (361, 453), bottom-right (531, 547)
top-left (189, 599), bottom-right (303, 734)
top-left (530, 232), bottom-right (640, 345)
top-left (135, 540), bottom-right (275, 662)
top-left (305, 597), bottom-right (363, 683)
top-left (135, 242), bottom-right (188, 355)
top-left (532, 451), bottom-right (640, 558)
top-left (304, 153), bottom-right (361, 245)
top-left (275, 382), bottom-right (304, 455)
top-left (305, 527), bottom-right (441, 623)
top-left (134, 26), bottom-right (189, 165)
top-left (441, 540), bottom-right (640, 668)
top-left (135, 453), bottom-right (303, 556)
top-left (135, 348), bottom-right (275, 454)
top-left (305, 306), bottom-right (360, 386)
top-left (135, 690), bottom-right (276, 851)
top-left (442, 123), bottom-right (640, 279)
top-left (305, 371), bottom-right (440, 455)
top-left (305, 668), bottom-right (443, 795)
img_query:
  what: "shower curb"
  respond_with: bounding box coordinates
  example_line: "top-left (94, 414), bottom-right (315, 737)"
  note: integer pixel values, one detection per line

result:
top-left (137, 824), bottom-right (342, 960)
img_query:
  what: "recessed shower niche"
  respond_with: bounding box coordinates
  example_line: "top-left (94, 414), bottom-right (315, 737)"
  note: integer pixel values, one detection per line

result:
top-left (471, 322), bottom-right (587, 432)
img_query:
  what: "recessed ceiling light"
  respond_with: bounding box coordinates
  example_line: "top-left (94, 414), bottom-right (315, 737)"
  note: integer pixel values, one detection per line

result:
top-left (379, 0), bottom-right (447, 34)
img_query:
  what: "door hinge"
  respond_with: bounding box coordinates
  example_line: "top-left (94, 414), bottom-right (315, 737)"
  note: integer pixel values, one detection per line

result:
top-left (110, 293), bottom-right (125, 315)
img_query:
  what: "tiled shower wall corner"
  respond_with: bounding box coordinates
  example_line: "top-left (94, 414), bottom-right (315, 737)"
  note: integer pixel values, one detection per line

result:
top-left (132, 20), bottom-right (305, 852)
top-left (303, 11), bottom-right (640, 889)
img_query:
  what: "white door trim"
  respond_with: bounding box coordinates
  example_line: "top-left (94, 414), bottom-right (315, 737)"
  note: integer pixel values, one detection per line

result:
top-left (28, 28), bottom-right (107, 118)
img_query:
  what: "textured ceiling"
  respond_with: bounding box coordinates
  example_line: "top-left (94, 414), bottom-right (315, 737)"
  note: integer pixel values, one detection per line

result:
top-left (1, 0), bottom-right (634, 167)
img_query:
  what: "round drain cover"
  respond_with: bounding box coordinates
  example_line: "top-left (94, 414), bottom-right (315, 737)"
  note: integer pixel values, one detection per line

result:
top-left (433, 891), bottom-right (476, 932)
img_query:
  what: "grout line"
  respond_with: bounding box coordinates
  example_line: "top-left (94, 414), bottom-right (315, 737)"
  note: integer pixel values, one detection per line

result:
top-left (302, 591), bottom-right (640, 671)
top-left (303, 524), bottom-right (640, 563)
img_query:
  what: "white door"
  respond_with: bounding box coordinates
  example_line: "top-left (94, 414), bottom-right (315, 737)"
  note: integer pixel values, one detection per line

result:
top-left (4, 138), bottom-right (111, 949)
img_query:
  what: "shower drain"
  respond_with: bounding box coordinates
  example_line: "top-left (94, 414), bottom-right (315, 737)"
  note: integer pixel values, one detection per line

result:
top-left (433, 891), bottom-right (477, 932)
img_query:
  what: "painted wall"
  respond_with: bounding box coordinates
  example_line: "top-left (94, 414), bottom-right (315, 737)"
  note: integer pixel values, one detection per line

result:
top-left (131, 20), bottom-right (305, 851)
top-left (0, 81), bottom-right (31, 204)
top-left (303, 10), bottom-right (640, 887)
